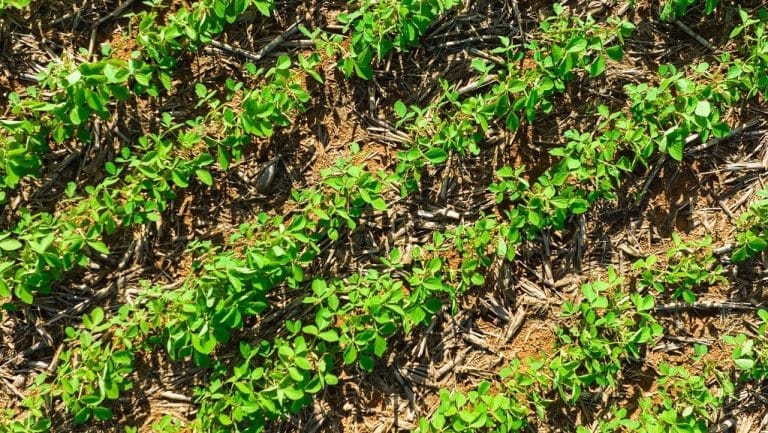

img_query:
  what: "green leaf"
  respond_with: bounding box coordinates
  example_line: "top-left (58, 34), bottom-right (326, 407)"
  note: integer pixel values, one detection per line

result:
top-left (424, 148), bottom-right (448, 164)
top-left (343, 346), bottom-right (358, 364)
top-left (605, 45), bottom-right (623, 61)
top-left (70, 107), bottom-right (83, 125)
top-left (325, 373), bottom-right (339, 385)
top-left (283, 387), bottom-right (304, 400)
top-left (459, 409), bottom-right (476, 423)
top-left (195, 169), bottom-right (213, 186)
top-left (748, 235), bottom-right (768, 253)
top-left (74, 408), bottom-right (90, 424)
top-left (212, 0), bottom-right (226, 18)
top-left (15, 285), bottom-right (34, 304)
top-left (668, 140), bottom-right (683, 161)
top-left (527, 210), bottom-right (543, 228)
top-left (91, 307), bottom-right (105, 325)
top-left (566, 37), bottom-right (588, 54)
top-left (85, 90), bottom-right (105, 112)
top-left (218, 414), bottom-right (232, 426)
top-left (276, 55), bottom-right (291, 70)
top-left (318, 330), bottom-right (339, 342)
top-left (103, 63), bottom-right (126, 83)
top-left (171, 170), bottom-right (189, 188)
top-left (93, 406), bottom-right (113, 421)
top-left (505, 111), bottom-right (520, 131)
top-left (0, 238), bottom-right (22, 251)
top-left (253, 1), bottom-right (272, 16)
top-left (394, 101), bottom-right (407, 118)
top-left (589, 56), bottom-right (606, 77)
top-left (694, 100), bottom-right (711, 117)
top-left (295, 357), bottom-right (312, 370)
top-left (195, 83), bottom-right (207, 98)
top-left (371, 198), bottom-right (387, 211)
top-left (373, 335), bottom-right (387, 357)
top-left (192, 333), bottom-right (217, 355)
top-left (758, 309), bottom-right (768, 322)
top-left (681, 289), bottom-right (697, 304)
top-left (734, 358), bottom-right (755, 370)
top-left (432, 413), bottom-right (446, 430)
top-left (87, 240), bottom-right (110, 255)
top-left (288, 366), bottom-right (304, 381)
top-left (359, 354), bottom-right (374, 371)
top-left (470, 273), bottom-right (485, 286)
top-left (635, 295), bottom-right (654, 311)
top-left (732, 246), bottom-right (749, 262)
top-left (66, 70), bottom-right (82, 85)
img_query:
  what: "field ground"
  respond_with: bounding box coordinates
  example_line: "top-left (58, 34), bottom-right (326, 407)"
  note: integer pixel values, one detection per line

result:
top-left (2, 0), bottom-right (768, 432)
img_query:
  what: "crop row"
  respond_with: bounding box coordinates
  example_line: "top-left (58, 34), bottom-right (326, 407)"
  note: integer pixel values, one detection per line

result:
top-left (393, 5), bottom-right (635, 181)
top-left (414, 6), bottom-right (768, 432)
top-left (419, 295), bottom-right (768, 433)
top-left (300, 0), bottom-right (461, 80)
top-left (405, 4), bottom-right (768, 249)
top-left (189, 6), bottom-right (768, 430)
top-left (0, 0), bottom-right (471, 423)
top-left (0, 0), bottom-right (274, 204)
top-left (0, 154), bottom-right (395, 429)
top-left (0, 0), bottom-right (461, 205)
top-left (0, 1), bottom-right (618, 307)
top-left (4, 2), bottom-right (768, 432)
top-left (0, 0), bottom-right (463, 308)
top-left (0, 52), bottom-right (319, 308)
top-left (393, 1), bottom-right (768, 191)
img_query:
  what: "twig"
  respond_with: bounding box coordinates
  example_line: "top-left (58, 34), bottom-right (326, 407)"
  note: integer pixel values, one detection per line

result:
top-left (209, 20), bottom-right (301, 63)
top-left (432, 34), bottom-right (504, 49)
top-left (29, 151), bottom-right (81, 201)
top-left (47, 344), bottom-right (63, 372)
top-left (654, 301), bottom-right (755, 313)
top-left (87, 28), bottom-right (97, 61)
top-left (159, 391), bottom-right (192, 402)
top-left (0, 341), bottom-right (47, 368)
top-left (415, 311), bottom-right (441, 358)
top-left (462, 330), bottom-right (488, 349)
top-left (518, 275), bottom-right (550, 300)
top-left (710, 418), bottom-right (735, 433)
top-left (392, 366), bottom-right (416, 402)
top-left (366, 116), bottom-right (410, 140)
top-left (510, 0), bottom-right (522, 37)
top-left (716, 198), bottom-right (737, 220)
top-left (541, 230), bottom-right (555, 285)
top-left (674, 19), bottom-right (713, 50)
top-left (575, 214), bottom-right (586, 270)
top-left (468, 47), bottom-right (505, 65)
top-left (501, 308), bottom-right (526, 343)
top-left (664, 334), bottom-right (713, 344)
top-left (634, 154), bottom-right (666, 207)
top-left (435, 347), bottom-right (469, 380)
top-left (686, 118), bottom-right (762, 155)
top-left (731, 185), bottom-right (757, 213)
top-left (0, 378), bottom-right (25, 400)
top-left (722, 162), bottom-right (765, 171)
top-left (96, 0), bottom-right (137, 26)
top-left (479, 298), bottom-right (510, 322)
top-left (455, 74), bottom-right (498, 96)
top-left (279, 40), bottom-right (315, 48)
top-left (713, 244), bottom-right (733, 256)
